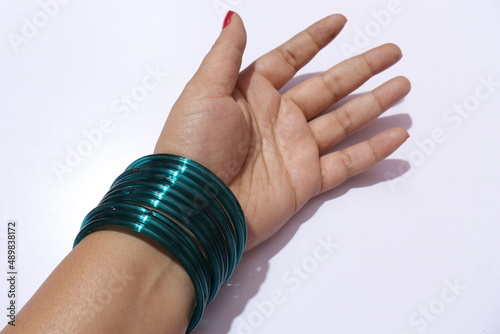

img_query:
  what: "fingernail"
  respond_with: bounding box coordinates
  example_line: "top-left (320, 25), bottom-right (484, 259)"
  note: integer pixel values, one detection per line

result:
top-left (223, 11), bottom-right (234, 29)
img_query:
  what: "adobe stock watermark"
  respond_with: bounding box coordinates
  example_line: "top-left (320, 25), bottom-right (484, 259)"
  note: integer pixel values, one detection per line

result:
top-left (5, 220), bottom-right (18, 327)
top-left (385, 74), bottom-right (500, 191)
top-left (52, 65), bottom-right (169, 181)
top-left (7, 0), bottom-right (72, 54)
top-left (398, 276), bottom-right (467, 333)
top-left (340, 0), bottom-right (407, 58)
top-left (234, 236), bottom-right (340, 334)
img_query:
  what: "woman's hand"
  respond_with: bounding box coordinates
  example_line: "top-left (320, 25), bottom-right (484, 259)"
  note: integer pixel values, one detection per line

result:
top-left (155, 13), bottom-right (411, 250)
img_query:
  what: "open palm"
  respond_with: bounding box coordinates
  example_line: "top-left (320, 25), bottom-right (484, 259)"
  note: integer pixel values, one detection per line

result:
top-left (155, 13), bottom-right (410, 250)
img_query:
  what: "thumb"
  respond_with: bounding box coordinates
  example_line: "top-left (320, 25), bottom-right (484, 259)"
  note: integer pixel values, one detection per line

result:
top-left (188, 11), bottom-right (247, 97)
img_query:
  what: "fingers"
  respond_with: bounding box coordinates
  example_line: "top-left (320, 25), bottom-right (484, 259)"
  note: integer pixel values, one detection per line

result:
top-left (187, 12), bottom-right (247, 97)
top-left (319, 127), bottom-right (409, 193)
top-left (284, 43), bottom-right (403, 120)
top-left (243, 14), bottom-right (347, 90)
top-left (310, 76), bottom-right (411, 153)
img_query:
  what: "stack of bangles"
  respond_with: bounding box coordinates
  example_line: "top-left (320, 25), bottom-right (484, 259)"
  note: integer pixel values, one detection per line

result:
top-left (73, 154), bottom-right (247, 332)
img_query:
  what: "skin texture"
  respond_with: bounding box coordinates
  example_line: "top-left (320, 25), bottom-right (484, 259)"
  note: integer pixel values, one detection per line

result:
top-left (2, 13), bottom-right (410, 334)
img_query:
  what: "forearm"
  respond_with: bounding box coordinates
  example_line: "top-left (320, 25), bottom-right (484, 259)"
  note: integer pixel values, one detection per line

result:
top-left (2, 229), bottom-right (195, 334)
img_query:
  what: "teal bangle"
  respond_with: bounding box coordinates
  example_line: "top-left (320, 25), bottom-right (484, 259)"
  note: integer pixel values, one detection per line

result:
top-left (73, 154), bottom-right (247, 332)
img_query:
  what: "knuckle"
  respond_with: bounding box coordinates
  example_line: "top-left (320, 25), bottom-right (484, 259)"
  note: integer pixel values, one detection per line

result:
top-left (334, 107), bottom-right (353, 137)
top-left (278, 46), bottom-right (300, 71)
top-left (320, 71), bottom-right (344, 101)
top-left (339, 150), bottom-right (355, 177)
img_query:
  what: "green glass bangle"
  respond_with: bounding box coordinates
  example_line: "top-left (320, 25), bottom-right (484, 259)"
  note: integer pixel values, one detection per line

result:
top-left (99, 189), bottom-right (227, 287)
top-left (114, 164), bottom-right (244, 262)
top-left (73, 154), bottom-right (247, 333)
top-left (108, 172), bottom-right (236, 273)
top-left (115, 166), bottom-right (246, 282)
top-left (105, 171), bottom-right (236, 287)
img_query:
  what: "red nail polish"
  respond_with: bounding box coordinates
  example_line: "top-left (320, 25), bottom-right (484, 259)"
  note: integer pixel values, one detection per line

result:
top-left (223, 11), bottom-right (234, 29)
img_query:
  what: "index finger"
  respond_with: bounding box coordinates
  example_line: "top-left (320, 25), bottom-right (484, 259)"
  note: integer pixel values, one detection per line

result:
top-left (242, 14), bottom-right (347, 90)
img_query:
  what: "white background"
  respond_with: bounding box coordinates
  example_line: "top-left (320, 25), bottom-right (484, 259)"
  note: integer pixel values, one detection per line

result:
top-left (1, 0), bottom-right (500, 333)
